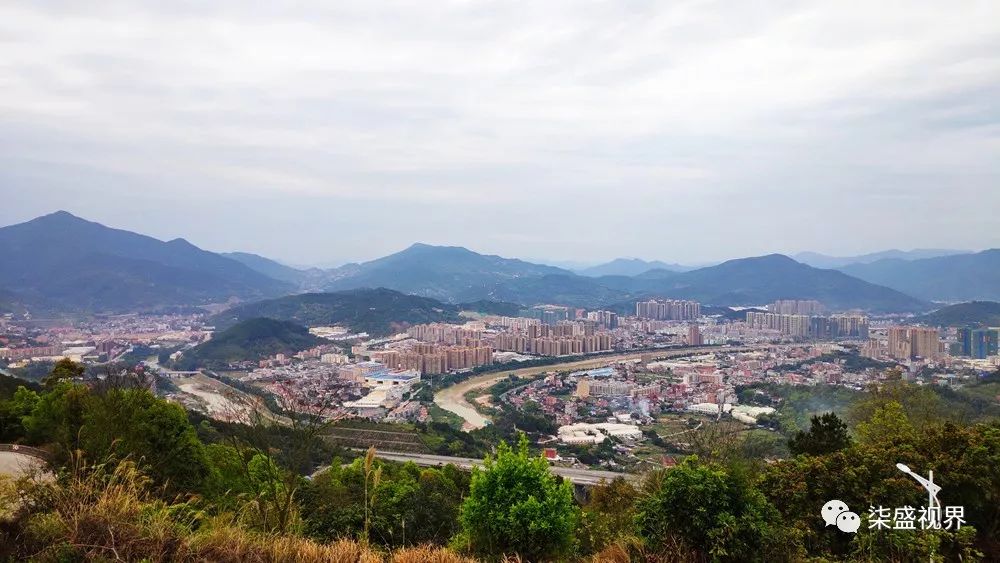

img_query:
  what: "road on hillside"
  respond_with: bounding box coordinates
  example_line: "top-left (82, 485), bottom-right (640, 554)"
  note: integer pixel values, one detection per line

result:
top-left (433, 345), bottom-right (758, 430)
top-left (0, 445), bottom-right (50, 479)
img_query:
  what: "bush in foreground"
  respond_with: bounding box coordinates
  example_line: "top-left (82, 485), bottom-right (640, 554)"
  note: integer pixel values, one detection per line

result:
top-left (0, 455), bottom-right (477, 563)
top-left (457, 434), bottom-right (578, 561)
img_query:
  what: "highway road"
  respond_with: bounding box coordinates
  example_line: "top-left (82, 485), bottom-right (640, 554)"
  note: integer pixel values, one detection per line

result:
top-left (362, 450), bottom-right (638, 486)
top-left (433, 345), bottom-right (757, 430)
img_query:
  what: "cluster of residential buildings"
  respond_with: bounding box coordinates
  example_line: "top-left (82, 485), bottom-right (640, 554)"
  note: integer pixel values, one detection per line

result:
top-left (767, 299), bottom-right (826, 315)
top-left (635, 299), bottom-right (701, 320)
top-left (369, 343), bottom-right (494, 374)
top-left (957, 327), bottom-right (999, 359)
top-left (494, 346), bottom-right (854, 448)
top-left (745, 311), bottom-right (870, 339)
top-left (7, 295), bottom-right (998, 429)
top-left (0, 312), bottom-right (210, 366)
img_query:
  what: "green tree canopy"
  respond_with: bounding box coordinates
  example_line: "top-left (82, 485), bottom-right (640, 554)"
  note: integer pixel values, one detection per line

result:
top-left (79, 388), bottom-right (210, 494)
top-left (458, 434), bottom-right (577, 560)
top-left (42, 358), bottom-right (85, 388)
top-left (788, 412), bottom-right (852, 456)
top-left (636, 456), bottom-right (785, 562)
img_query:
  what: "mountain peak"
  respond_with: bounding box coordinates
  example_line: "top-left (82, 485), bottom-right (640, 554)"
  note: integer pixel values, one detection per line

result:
top-left (0, 211), bottom-right (290, 312)
top-left (758, 253), bottom-right (797, 261)
top-left (403, 242), bottom-right (470, 253)
top-left (31, 210), bottom-right (90, 225)
top-left (723, 253), bottom-right (800, 267)
top-left (44, 210), bottom-right (78, 219)
top-left (166, 237), bottom-right (197, 248)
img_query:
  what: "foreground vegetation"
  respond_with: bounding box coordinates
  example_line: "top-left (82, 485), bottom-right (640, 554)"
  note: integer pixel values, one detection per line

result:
top-left (1, 361), bottom-right (999, 561)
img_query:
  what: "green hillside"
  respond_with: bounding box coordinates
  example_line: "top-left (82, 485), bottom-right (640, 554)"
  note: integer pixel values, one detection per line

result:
top-left (176, 318), bottom-right (321, 369)
top-left (918, 301), bottom-right (1000, 327)
top-left (209, 288), bottom-right (512, 336)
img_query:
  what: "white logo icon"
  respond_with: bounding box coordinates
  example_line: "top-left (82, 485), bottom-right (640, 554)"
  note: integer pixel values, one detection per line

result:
top-left (824, 463), bottom-right (966, 533)
top-left (836, 511), bottom-right (861, 533)
top-left (821, 499), bottom-right (849, 527)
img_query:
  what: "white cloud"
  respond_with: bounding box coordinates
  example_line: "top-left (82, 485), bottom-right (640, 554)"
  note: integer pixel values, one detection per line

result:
top-left (0, 0), bottom-right (998, 264)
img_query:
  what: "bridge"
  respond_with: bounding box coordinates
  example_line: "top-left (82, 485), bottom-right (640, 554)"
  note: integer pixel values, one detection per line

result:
top-left (326, 450), bottom-right (640, 486)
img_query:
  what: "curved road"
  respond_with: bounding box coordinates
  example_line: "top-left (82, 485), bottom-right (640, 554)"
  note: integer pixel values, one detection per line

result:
top-left (434, 345), bottom-right (757, 430)
top-left (0, 445), bottom-right (49, 479)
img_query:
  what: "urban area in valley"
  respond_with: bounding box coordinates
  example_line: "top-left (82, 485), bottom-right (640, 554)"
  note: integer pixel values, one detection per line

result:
top-left (5, 259), bottom-right (997, 471)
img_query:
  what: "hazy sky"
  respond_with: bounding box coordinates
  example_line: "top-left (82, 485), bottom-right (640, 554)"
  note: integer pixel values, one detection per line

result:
top-left (2, 1), bottom-right (999, 267)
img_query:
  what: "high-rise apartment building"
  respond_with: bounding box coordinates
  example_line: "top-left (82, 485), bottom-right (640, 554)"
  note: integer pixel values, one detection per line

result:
top-left (585, 310), bottom-right (619, 329)
top-left (746, 312), bottom-right (868, 339)
top-left (635, 299), bottom-right (701, 321)
top-left (372, 344), bottom-right (493, 375)
top-left (687, 324), bottom-right (704, 346)
top-left (958, 327), bottom-right (999, 359)
top-left (768, 300), bottom-right (825, 315)
top-left (887, 326), bottom-right (942, 360)
top-left (406, 323), bottom-right (483, 345)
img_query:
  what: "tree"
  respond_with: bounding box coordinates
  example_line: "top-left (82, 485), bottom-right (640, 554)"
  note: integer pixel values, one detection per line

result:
top-left (458, 434), bottom-right (578, 560)
top-left (0, 386), bottom-right (39, 442)
top-left (788, 412), bottom-right (852, 456)
top-left (855, 401), bottom-right (918, 447)
top-left (300, 455), bottom-right (468, 549)
top-left (42, 358), bottom-right (85, 388)
top-left (636, 456), bottom-right (785, 562)
top-left (362, 446), bottom-right (382, 544)
top-left (21, 381), bottom-right (90, 457)
top-left (216, 382), bottom-right (344, 534)
top-left (577, 477), bottom-right (640, 556)
top-left (79, 387), bottom-right (210, 494)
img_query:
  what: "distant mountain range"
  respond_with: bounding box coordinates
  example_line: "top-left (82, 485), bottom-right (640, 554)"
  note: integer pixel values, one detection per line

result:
top-left (5, 211), bottom-right (985, 315)
top-left (322, 243), bottom-right (571, 302)
top-left (917, 301), bottom-right (1000, 328)
top-left (221, 252), bottom-right (309, 284)
top-left (794, 248), bottom-right (969, 269)
top-left (0, 212), bottom-right (290, 312)
top-left (627, 254), bottom-right (926, 312)
top-left (312, 245), bottom-right (928, 312)
top-left (577, 258), bottom-right (692, 277)
top-left (838, 249), bottom-right (1000, 302)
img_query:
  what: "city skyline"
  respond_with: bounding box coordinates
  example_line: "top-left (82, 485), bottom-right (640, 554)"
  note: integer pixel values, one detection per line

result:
top-left (2, 2), bottom-right (999, 264)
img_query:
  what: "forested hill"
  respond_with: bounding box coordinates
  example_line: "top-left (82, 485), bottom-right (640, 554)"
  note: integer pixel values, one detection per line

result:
top-left (917, 301), bottom-right (1000, 327)
top-left (208, 288), bottom-right (516, 336)
top-left (175, 318), bottom-right (321, 369)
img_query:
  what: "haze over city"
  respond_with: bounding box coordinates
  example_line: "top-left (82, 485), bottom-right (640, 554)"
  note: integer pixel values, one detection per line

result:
top-left (2, 1), bottom-right (999, 266)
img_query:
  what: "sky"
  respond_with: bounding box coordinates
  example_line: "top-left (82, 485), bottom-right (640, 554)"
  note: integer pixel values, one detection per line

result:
top-left (1, 1), bottom-right (999, 267)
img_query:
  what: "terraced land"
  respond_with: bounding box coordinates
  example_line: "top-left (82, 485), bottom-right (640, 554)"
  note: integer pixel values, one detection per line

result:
top-left (324, 423), bottom-right (430, 454)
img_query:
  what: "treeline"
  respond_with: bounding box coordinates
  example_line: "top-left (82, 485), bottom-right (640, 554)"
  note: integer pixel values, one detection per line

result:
top-left (1, 361), bottom-right (999, 561)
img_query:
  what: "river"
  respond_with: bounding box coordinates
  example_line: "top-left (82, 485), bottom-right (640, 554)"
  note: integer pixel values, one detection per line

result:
top-left (433, 345), bottom-right (756, 430)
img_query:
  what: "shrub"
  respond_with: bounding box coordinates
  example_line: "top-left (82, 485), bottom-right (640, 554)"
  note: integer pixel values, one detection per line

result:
top-left (458, 434), bottom-right (577, 560)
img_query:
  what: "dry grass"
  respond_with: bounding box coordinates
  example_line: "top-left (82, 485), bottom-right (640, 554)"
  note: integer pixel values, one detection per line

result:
top-left (15, 456), bottom-right (195, 561)
top-left (5, 455), bottom-right (489, 563)
top-left (588, 537), bottom-right (701, 563)
top-left (191, 526), bottom-right (382, 563)
top-left (10, 454), bottom-right (633, 563)
top-left (389, 544), bottom-right (482, 563)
